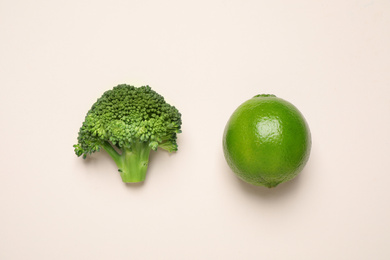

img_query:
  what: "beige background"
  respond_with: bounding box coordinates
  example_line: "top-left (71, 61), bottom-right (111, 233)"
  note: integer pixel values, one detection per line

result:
top-left (1, 0), bottom-right (390, 259)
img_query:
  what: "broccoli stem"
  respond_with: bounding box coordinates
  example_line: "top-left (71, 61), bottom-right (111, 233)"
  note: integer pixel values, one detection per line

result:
top-left (101, 141), bottom-right (121, 166)
top-left (120, 143), bottom-right (152, 183)
top-left (102, 141), bottom-right (152, 183)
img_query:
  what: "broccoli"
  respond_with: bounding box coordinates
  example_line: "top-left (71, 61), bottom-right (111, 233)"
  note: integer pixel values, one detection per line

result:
top-left (73, 84), bottom-right (182, 183)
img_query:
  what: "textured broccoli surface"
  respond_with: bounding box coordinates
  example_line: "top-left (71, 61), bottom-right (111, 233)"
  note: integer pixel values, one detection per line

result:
top-left (73, 84), bottom-right (182, 183)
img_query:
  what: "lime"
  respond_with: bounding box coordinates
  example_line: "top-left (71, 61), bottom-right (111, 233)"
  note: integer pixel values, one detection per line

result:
top-left (222, 94), bottom-right (311, 188)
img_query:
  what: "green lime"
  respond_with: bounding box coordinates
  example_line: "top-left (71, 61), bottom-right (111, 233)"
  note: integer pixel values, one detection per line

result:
top-left (222, 94), bottom-right (311, 188)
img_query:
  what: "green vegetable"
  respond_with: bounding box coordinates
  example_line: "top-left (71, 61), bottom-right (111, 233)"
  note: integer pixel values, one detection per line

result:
top-left (73, 84), bottom-right (182, 183)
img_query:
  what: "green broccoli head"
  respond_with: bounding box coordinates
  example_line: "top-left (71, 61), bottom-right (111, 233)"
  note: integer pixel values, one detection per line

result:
top-left (73, 84), bottom-right (182, 183)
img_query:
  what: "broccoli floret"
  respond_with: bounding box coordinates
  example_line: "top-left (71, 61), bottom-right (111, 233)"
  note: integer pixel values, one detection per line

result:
top-left (73, 84), bottom-right (182, 183)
